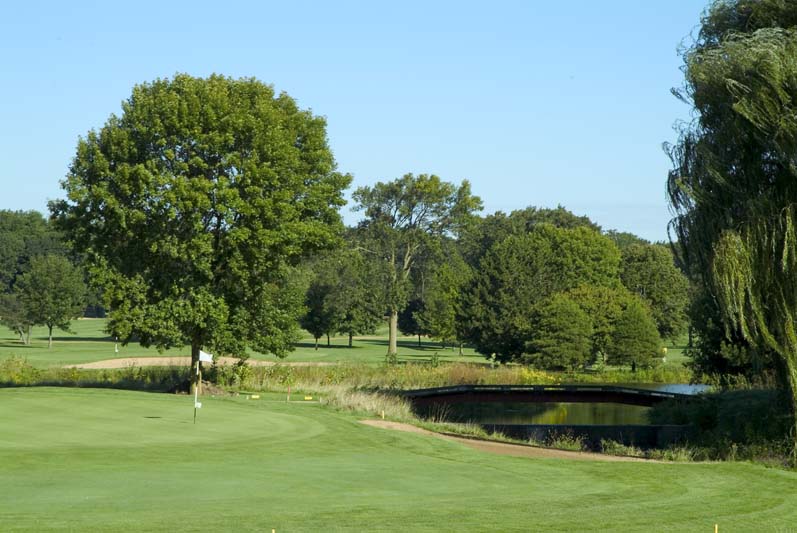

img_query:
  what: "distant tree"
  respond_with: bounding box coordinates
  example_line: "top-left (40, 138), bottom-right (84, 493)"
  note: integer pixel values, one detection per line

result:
top-left (604, 230), bottom-right (648, 252)
top-left (607, 299), bottom-right (661, 369)
top-left (329, 248), bottom-right (384, 347)
top-left (16, 255), bottom-right (86, 348)
top-left (0, 210), bottom-right (64, 290)
top-left (301, 248), bottom-right (383, 349)
top-left (458, 225), bottom-right (621, 361)
top-left (352, 174), bottom-right (481, 358)
top-left (459, 205), bottom-right (600, 267)
top-left (299, 278), bottom-right (337, 350)
top-left (398, 298), bottom-right (429, 347)
top-left (0, 210), bottom-right (67, 341)
top-left (50, 74), bottom-right (350, 392)
top-left (416, 252), bottom-right (471, 352)
top-left (526, 293), bottom-right (593, 370)
top-left (619, 243), bottom-right (690, 340)
top-left (565, 284), bottom-right (637, 363)
top-left (0, 294), bottom-right (31, 344)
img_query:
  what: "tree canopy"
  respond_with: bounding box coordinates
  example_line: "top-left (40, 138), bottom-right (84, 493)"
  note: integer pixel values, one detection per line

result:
top-left (50, 74), bottom-right (350, 389)
top-left (458, 224), bottom-right (621, 361)
top-left (16, 255), bottom-right (86, 348)
top-left (667, 0), bottom-right (797, 454)
top-left (619, 243), bottom-right (689, 340)
top-left (526, 293), bottom-right (593, 370)
top-left (352, 173), bottom-right (481, 358)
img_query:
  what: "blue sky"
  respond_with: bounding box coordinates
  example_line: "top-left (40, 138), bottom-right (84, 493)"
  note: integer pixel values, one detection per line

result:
top-left (0, 0), bottom-right (707, 242)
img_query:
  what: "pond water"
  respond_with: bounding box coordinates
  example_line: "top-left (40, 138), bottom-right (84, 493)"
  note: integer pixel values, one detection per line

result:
top-left (414, 383), bottom-right (709, 426)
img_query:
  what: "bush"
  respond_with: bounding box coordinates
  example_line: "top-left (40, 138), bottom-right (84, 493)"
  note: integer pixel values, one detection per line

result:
top-left (649, 389), bottom-right (793, 463)
top-left (0, 356), bottom-right (42, 385)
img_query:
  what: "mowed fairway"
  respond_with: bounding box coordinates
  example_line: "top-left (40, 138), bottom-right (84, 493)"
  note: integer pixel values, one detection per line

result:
top-left (1, 388), bottom-right (796, 532)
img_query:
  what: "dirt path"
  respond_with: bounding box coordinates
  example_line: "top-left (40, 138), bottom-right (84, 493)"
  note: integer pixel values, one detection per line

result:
top-left (68, 357), bottom-right (335, 369)
top-left (360, 420), bottom-right (650, 462)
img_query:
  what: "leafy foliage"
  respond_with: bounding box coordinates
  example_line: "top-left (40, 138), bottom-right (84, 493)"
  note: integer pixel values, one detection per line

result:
top-left (459, 205), bottom-right (600, 267)
top-left (526, 293), bottom-right (593, 370)
top-left (16, 255), bottom-right (86, 347)
top-left (300, 248), bottom-right (383, 348)
top-left (564, 284), bottom-right (636, 362)
top-left (352, 173), bottom-right (481, 355)
top-left (50, 74), bottom-right (350, 370)
top-left (458, 224), bottom-right (621, 361)
top-left (667, 2), bottom-right (797, 453)
top-left (607, 299), bottom-right (662, 369)
top-left (619, 243), bottom-right (689, 340)
top-left (415, 251), bottom-right (471, 349)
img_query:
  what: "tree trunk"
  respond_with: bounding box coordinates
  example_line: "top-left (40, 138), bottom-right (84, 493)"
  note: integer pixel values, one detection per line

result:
top-left (314, 336), bottom-right (319, 350)
top-left (47, 325), bottom-right (53, 349)
top-left (25, 325), bottom-right (31, 345)
top-left (418, 334), bottom-right (421, 347)
top-left (327, 334), bottom-right (330, 347)
top-left (190, 339), bottom-right (200, 396)
top-left (348, 333), bottom-right (353, 348)
top-left (458, 342), bottom-right (463, 356)
top-left (387, 310), bottom-right (398, 357)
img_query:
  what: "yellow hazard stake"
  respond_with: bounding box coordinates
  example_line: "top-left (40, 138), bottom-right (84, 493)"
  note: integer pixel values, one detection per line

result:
top-left (304, 395), bottom-right (313, 401)
top-left (249, 394), bottom-right (260, 400)
top-left (381, 410), bottom-right (385, 420)
top-left (714, 525), bottom-right (718, 533)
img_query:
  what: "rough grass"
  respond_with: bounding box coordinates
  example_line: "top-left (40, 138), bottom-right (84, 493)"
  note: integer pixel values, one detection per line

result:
top-left (2, 387), bottom-right (797, 531)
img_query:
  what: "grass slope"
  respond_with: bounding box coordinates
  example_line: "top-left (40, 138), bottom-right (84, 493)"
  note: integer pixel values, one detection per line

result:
top-left (1, 387), bottom-right (795, 531)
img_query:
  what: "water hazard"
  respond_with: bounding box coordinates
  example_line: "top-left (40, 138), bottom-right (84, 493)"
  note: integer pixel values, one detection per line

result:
top-left (414, 383), bottom-right (708, 426)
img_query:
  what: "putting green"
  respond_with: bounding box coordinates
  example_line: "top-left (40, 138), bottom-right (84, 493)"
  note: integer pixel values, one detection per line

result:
top-left (1, 388), bottom-right (795, 531)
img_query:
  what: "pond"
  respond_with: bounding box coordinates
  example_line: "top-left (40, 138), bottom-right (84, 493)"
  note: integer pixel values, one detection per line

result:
top-left (413, 383), bottom-right (709, 426)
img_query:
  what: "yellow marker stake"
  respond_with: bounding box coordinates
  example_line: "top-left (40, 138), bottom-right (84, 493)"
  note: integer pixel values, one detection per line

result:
top-left (714, 525), bottom-right (718, 533)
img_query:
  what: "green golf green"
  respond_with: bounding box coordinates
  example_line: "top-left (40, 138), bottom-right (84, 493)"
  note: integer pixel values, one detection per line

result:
top-left (1, 387), bottom-right (795, 531)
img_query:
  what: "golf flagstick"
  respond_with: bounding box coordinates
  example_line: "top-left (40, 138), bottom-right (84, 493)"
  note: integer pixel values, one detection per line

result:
top-left (193, 360), bottom-right (200, 424)
top-left (193, 350), bottom-right (213, 423)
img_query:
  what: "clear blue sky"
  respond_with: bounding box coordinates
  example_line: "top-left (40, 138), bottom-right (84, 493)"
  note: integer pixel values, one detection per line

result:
top-left (0, 0), bottom-right (708, 242)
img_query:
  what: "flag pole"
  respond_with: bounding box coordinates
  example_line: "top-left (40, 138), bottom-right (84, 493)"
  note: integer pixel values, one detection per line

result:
top-left (193, 360), bottom-right (199, 424)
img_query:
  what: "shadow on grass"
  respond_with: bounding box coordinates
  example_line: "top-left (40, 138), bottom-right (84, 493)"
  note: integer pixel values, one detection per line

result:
top-left (49, 336), bottom-right (115, 343)
top-left (293, 342), bottom-right (361, 350)
top-left (357, 338), bottom-right (464, 352)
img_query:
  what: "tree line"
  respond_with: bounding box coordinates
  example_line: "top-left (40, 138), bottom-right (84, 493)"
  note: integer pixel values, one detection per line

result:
top-left (0, 75), bottom-right (691, 377)
top-left (0, 210), bottom-right (87, 347)
top-left (300, 188), bottom-right (689, 371)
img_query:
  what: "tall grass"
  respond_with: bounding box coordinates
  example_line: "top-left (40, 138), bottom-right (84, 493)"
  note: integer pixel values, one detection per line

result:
top-left (0, 356), bottom-right (188, 392)
top-left (231, 362), bottom-right (693, 394)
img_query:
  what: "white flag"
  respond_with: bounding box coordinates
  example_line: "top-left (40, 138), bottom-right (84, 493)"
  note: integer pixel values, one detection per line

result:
top-left (198, 350), bottom-right (213, 363)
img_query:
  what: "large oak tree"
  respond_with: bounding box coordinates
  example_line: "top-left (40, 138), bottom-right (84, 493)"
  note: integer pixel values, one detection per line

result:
top-left (51, 74), bottom-right (350, 391)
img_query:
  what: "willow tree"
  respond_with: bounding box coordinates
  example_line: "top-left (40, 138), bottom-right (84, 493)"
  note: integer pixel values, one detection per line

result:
top-left (51, 74), bottom-right (350, 392)
top-left (668, 3), bottom-right (797, 454)
top-left (352, 174), bottom-right (481, 358)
